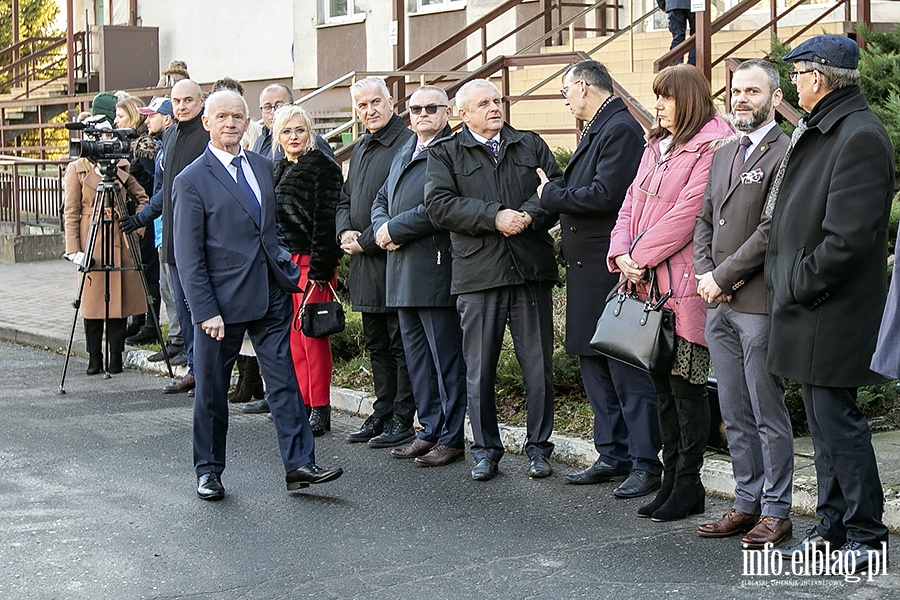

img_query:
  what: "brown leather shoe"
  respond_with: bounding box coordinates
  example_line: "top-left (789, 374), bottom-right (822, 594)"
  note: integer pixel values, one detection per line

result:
top-left (163, 373), bottom-right (195, 394)
top-left (390, 438), bottom-right (435, 459)
top-left (697, 508), bottom-right (760, 538)
top-left (741, 516), bottom-right (793, 549)
top-left (414, 444), bottom-right (465, 467)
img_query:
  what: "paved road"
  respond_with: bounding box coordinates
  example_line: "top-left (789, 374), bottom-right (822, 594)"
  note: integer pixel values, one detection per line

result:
top-left (2, 342), bottom-right (899, 600)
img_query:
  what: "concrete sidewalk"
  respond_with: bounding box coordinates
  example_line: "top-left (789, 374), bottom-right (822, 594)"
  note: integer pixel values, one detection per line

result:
top-left (2, 259), bottom-right (899, 531)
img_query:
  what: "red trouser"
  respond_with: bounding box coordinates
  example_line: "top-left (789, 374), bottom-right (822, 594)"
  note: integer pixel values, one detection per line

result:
top-left (290, 254), bottom-right (336, 408)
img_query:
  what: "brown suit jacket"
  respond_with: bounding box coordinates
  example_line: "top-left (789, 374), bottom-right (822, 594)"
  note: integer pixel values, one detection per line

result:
top-left (694, 123), bottom-right (789, 315)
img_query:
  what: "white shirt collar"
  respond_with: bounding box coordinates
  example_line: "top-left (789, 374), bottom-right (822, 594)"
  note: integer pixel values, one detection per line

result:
top-left (469, 130), bottom-right (500, 145)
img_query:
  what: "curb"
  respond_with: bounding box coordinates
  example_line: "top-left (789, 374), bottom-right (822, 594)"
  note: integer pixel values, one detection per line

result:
top-left (3, 323), bottom-right (899, 533)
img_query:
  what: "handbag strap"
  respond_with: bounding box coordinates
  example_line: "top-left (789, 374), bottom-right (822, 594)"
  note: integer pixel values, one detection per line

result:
top-left (300, 280), bottom-right (338, 309)
top-left (294, 281), bottom-right (338, 332)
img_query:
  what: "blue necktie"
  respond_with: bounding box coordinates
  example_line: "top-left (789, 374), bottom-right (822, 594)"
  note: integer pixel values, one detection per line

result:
top-left (231, 155), bottom-right (260, 223)
top-left (485, 139), bottom-right (499, 157)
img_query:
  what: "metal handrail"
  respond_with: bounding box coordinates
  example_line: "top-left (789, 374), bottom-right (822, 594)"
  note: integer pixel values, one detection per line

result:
top-left (656, 0), bottom-right (851, 72)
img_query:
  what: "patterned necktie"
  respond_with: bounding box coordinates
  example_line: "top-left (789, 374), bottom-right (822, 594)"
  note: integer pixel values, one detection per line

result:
top-left (485, 139), bottom-right (500, 157)
top-left (763, 120), bottom-right (808, 217)
top-left (230, 155), bottom-right (261, 223)
top-left (412, 141), bottom-right (427, 159)
top-left (730, 136), bottom-right (753, 183)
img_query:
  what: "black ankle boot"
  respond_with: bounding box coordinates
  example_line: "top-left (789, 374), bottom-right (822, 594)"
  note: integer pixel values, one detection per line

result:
top-left (309, 405), bottom-right (331, 437)
top-left (638, 470), bottom-right (675, 517)
top-left (106, 318), bottom-right (126, 374)
top-left (650, 475), bottom-right (705, 522)
top-left (124, 314), bottom-right (145, 337)
top-left (86, 354), bottom-right (103, 376)
top-left (227, 355), bottom-right (248, 403)
top-left (85, 319), bottom-right (104, 375)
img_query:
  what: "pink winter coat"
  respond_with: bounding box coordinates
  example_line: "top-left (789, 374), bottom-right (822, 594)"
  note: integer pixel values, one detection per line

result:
top-left (608, 115), bottom-right (734, 347)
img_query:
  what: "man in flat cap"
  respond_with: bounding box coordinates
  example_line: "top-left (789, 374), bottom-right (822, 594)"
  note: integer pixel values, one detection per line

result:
top-left (767, 34), bottom-right (893, 572)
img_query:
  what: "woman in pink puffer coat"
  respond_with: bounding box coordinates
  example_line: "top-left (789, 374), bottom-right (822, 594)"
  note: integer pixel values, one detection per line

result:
top-left (608, 64), bottom-right (734, 523)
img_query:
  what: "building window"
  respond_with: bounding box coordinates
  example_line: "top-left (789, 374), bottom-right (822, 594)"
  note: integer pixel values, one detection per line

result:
top-left (320, 0), bottom-right (364, 24)
top-left (409, 0), bottom-right (466, 14)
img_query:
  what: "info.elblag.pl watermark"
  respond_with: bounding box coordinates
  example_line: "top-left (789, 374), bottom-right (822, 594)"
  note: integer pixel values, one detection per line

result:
top-left (741, 541), bottom-right (888, 584)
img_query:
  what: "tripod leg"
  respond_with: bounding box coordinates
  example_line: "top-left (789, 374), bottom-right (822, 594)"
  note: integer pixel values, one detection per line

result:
top-left (116, 182), bottom-right (175, 379)
top-left (58, 184), bottom-right (105, 394)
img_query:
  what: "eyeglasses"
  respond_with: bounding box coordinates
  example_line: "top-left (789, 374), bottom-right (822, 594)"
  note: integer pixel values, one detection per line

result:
top-left (279, 126), bottom-right (307, 138)
top-left (260, 101), bottom-right (286, 114)
top-left (560, 80), bottom-right (589, 99)
top-left (409, 104), bottom-right (447, 115)
top-left (788, 69), bottom-right (817, 83)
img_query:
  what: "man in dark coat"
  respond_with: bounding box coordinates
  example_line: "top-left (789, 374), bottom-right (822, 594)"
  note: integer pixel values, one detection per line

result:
top-left (538, 60), bottom-right (661, 498)
top-left (766, 35), bottom-right (893, 571)
top-left (172, 90), bottom-right (342, 500)
top-left (336, 77), bottom-right (416, 447)
top-left (425, 79), bottom-right (563, 481)
top-left (694, 59), bottom-right (794, 549)
top-left (663, 0), bottom-right (695, 65)
top-left (122, 79), bottom-right (208, 394)
top-left (371, 86), bottom-right (466, 467)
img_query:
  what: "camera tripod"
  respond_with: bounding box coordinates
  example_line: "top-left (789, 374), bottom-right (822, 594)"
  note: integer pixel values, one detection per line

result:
top-left (58, 159), bottom-right (174, 393)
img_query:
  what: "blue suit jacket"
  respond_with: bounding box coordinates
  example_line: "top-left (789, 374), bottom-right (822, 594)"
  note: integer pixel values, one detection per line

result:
top-left (173, 147), bottom-right (301, 325)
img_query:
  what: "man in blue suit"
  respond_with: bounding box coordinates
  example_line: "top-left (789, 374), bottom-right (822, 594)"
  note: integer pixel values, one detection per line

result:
top-left (173, 90), bottom-right (343, 500)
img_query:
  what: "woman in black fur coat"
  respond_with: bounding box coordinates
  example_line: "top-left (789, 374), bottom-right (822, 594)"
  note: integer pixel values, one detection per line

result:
top-left (272, 105), bottom-right (343, 436)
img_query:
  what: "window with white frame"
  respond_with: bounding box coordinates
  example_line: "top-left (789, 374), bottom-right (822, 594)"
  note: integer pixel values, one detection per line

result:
top-left (408, 0), bottom-right (466, 14)
top-left (320, 0), bottom-right (365, 25)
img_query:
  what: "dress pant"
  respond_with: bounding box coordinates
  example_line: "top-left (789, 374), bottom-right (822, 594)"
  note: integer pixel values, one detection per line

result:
top-left (169, 262), bottom-right (193, 372)
top-left (398, 306), bottom-right (467, 449)
top-left (456, 283), bottom-right (554, 462)
top-left (802, 384), bottom-right (888, 546)
top-left (667, 9), bottom-right (696, 65)
top-left (580, 355), bottom-right (661, 475)
top-left (193, 279), bottom-right (315, 475)
top-left (289, 254), bottom-right (336, 408)
top-left (160, 258), bottom-right (183, 347)
top-left (706, 305), bottom-right (793, 519)
top-left (361, 311), bottom-right (415, 427)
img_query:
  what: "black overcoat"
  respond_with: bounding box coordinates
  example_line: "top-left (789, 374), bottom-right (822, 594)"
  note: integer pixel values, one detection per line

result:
top-left (335, 114), bottom-right (414, 312)
top-left (371, 126), bottom-right (454, 308)
top-left (538, 98), bottom-right (644, 355)
top-left (424, 123), bottom-right (563, 295)
top-left (765, 87), bottom-right (895, 387)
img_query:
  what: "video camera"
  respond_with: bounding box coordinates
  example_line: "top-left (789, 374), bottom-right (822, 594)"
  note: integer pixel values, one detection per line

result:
top-left (65, 115), bottom-right (136, 162)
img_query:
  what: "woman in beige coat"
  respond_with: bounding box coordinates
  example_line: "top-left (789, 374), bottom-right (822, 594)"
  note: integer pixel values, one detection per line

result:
top-left (64, 158), bottom-right (149, 374)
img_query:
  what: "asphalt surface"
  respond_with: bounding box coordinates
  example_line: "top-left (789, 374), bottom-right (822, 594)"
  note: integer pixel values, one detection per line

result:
top-left (2, 342), bottom-right (900, 600)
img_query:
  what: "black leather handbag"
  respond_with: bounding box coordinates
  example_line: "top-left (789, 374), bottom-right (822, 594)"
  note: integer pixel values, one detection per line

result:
top-left (589, 269), bottom-right (675, 374)
top-left (293, 282), bottom-right (345, 338)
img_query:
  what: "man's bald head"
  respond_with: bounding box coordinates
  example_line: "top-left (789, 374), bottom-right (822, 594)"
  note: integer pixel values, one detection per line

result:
top-left (171, 79), bottom-right (204, 122)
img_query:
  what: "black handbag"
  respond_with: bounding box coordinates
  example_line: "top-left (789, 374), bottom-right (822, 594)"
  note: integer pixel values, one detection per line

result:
top-left (589, 269), bottom-right (675, 374)
top-left (293, 282), bottom-right (345, 338)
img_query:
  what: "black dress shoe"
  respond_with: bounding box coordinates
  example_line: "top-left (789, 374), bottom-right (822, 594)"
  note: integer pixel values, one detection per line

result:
top-left (148, 344), bottom-right (183, 362)
top-left (773, 528), bottom-right (832, 557)
top-left (528, 455), bottom-right (552, 478)
top-left (285, 462), bottom-right (344, 490)
top-left (565, 460), bottom-right (629, 485)
top-left (347, 414), bottom-right (389, 443)
top-left (163, 373), bottom-right (195, 394)
top-left (829, 540), bottom-right (886, 574)
top-left (367, 418), bottom-right (415, 448)
top-left (471, 458), bottom-right (498, 481)
top-left (613, 470), bottom-right (661, 498)
top-left (242, 398), bottom-right (270, 414)
top-left (197, 472), bottom-right (224, 500)
top-left (126, 326), bottom-right (158, 345)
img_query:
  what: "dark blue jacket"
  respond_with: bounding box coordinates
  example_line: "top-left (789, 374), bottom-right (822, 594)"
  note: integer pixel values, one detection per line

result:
top-left (173, 148), bottom-right (300, 325)
top-left (371, 126), bottom-right (454, 308)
